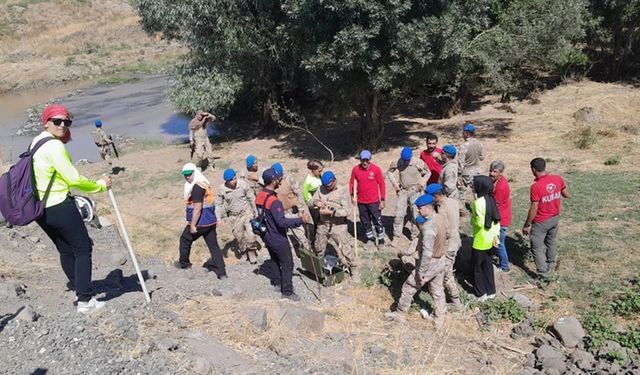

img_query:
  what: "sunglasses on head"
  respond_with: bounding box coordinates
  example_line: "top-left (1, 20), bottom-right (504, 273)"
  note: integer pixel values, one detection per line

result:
top-left (49, 118), bottom-right (73, 127)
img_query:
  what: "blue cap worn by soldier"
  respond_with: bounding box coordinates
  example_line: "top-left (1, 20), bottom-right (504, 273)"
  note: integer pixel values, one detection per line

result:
top-left (442, 144), bottom-right (457, 157)
top-left (414, 194), bottom-right (434, 207)
top-left (223, 169), bottom-right (236, 182)
top-left (95, 119), bottom-right (102, 127)
top-left (463, 123), bottom-right (476, 133)
top-left (400, 147), bottom-right (412, 161)
top-left (271, 163), bottom-right (284, 177)
top-left (246, 155), bottom-right (257, 170)
top-left (425, 183), bottom-right (443, 195)
top-left (321, 171), bottom-right (336, 186)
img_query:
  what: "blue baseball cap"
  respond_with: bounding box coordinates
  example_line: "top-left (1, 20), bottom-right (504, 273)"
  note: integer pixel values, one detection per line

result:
top-left (262, 168), bottom-right (278, 185)
top-left (223, 169), bottom-right (236, 182)
top-left (360, 150), bottom-right (372, 160)
top-left (271, 163), bottom-right (284, 177)
top-left (415, 215), bottom-right (427, 225)
top-left (95, 119), bottom-right (102, 127)
top-left (442, 144), bottom-right (457, 157)
top-left (414, 194), bottom-right (434, 207)
top-left (246, 155), bottom-right (257, 170)
top-left (400, 147), bottom-right (412, 161)
top-left (425, 183), bottom-right (443, 195)
top-left (463, 123), bottom-right (476, 132)
top-left (321, 171), bottom-right (336, 186)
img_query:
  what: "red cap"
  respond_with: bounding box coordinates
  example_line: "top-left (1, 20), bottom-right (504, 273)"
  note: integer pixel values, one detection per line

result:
top-left (41, 104), bottom-right (70, 126)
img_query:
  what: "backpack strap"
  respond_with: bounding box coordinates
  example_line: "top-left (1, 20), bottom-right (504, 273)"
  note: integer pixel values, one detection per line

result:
top-left (28, 136), bottom-right (57, 203)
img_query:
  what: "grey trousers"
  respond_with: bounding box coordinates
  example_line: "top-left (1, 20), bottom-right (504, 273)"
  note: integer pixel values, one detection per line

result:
top-left (530, 215), bottom-right (560, 278)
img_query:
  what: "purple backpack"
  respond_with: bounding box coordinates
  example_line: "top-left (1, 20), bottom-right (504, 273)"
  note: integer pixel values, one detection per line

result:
top-left (0, 137), bottom-right (57, 226)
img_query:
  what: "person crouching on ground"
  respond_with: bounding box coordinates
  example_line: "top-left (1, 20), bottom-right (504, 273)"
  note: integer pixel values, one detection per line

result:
top-left (33, 104), bottom-right (112, 314)
top-left (470, 175), bottom-right (500, 302)
top-left (176, 163), bottom-right (227, 279)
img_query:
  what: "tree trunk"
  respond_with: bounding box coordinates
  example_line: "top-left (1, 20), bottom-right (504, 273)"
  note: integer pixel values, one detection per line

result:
top-left (359, 92), bottom-right (384, 151)
top-left (261, 91), bottom-right (278, 134)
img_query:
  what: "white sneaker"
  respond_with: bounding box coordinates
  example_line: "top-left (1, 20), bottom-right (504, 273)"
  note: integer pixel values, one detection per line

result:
top-left (419, 308), bottom-right (430, 319)
top-left (487, 294), bottom-right (496, 300)
top-left (477, 294), bottom-right (488, 302)
top-left (77, 298), bottom-right (105, 314)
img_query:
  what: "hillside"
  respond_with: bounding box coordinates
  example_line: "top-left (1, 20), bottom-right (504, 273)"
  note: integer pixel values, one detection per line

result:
top-left (1, 79), bottom-right (639, 374)
top-left (0, 0), bottom-right (184, 93)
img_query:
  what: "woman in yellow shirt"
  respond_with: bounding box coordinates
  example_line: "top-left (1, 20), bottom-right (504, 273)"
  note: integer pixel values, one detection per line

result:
top-left (32, 104), bottom-right (112, 314)
top-left (470, 175), bottom-right (501, 302)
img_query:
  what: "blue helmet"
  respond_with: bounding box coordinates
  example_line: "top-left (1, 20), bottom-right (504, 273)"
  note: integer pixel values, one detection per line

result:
top-left (321, 171), bottom-right (336, 186)
top-left (415, 215), bottom-right (427, 225)
top-left (400, 147), bottom-right (412, 161)
top-left (223, 169), bottom-right (236, 182)
top-left (425, 183), bottom-right (443, 195)
top-left (442, 144), bottom-right (457, 157)
top-left (271, 163), bottom-right (284, 177)
top-left (95, 119), bottom-right (102, 127)
top-left (246, 155), bottom-right (257, 170)
top-left (463, 123), bottom-right (476, 132)
top-left (414, 194), bottom-right (434, 207)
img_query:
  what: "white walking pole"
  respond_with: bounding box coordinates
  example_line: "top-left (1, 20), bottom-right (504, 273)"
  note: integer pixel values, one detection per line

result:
top-left (108, 188), bottom-right (151, 303)
top-left (353, 180), bottom-right (358, 259)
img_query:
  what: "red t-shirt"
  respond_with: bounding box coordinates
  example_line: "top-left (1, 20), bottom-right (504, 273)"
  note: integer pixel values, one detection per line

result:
top-left (420, 148), bottom-right (443, 184)
top-left (530, 174), bottom-right (566, 223)
top-left (349, 163), bottom-right (386, 204)
top-left (493, 175), bottom-right (512, 227)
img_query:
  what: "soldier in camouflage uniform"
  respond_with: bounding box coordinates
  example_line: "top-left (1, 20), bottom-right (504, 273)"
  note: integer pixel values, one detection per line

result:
top-left (312, 171), bottom-right (359, 282)
top-left (92, 119), bottom-right (113, 166)
top-left (384, 194), bottom-right (447, 329)
top-left (244, 155), bottom-right (263, 198)
top-left (189, 111), bottom-right (216, 170)
top-left (216, 169), bottom-right (261, 264)
top-left (386, 147), bottom-right (430, 246)
top-left (272, 163), bottom-right (311, 253)
top-left (439, 144), bottom-right (459, 200)
top-left (457, 123), bottom-right (485, 207)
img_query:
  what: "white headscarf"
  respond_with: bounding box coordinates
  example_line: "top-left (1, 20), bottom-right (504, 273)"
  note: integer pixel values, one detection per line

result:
top-left (182, 163), bottom-right (210, 200)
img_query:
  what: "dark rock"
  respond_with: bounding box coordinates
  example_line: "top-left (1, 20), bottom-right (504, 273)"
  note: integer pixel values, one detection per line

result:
top-left (552, 316), bottom-right (585, 348)
top-left (535, 344), bottom-right (566, 373)
top-left (570, 349), bottom-right (595, 370)
top-left (573, 107), bottom-right (601, 124)
top-left (512, 317), bottom-right (535, 339)
top-left (275, 302), bottom-right (325, 333)
top-left (524, 353), bottom-right (536, 368)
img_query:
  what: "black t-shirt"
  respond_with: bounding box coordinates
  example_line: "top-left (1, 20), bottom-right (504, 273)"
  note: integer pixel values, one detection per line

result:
top-left (190, 184), bottom-right (205, 203)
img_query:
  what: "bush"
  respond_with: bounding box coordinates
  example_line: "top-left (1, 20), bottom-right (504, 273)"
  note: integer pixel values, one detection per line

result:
top-left (611, 286), bottom-right (640, 316)
top-left (574, 126), bottom-right (597, 149)
top-left (480, 298), bottom-right (527, 324)
top-left (581, 309), bottom-right (640, 350)
top-left (604, 155), bottom-right (621, 166)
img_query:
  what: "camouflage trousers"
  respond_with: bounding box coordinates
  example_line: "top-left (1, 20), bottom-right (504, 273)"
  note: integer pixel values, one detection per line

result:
top-left (458, 168), bottom-right (480, 208)
top-left (193, 135), bottom-right (215, 169)
top-left (228, 212), bottom-right (261, 253)
top-left (285, 210), bottom-right (310, 252)
top-left (443, 235), bottom-right (462, 303)
top-left (99, 145), bottom-right (113, 165)
top-left (314, 222), bottom-right (357, 268)
top-left (393, 188), bottom-right (420, 242)
top-left (396, 257), bottom-right (446, 319)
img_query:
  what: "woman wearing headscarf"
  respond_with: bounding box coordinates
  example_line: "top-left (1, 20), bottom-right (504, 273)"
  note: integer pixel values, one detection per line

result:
top-left (32, 104), bottom-right (112, 313)
top-left (470, 175), bottom-right (501, 301)
top-left (177, 163), bottom-right (227, 279)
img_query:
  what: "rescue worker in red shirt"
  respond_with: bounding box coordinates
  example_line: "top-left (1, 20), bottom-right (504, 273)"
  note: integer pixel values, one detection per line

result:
top-left (489, 160), bottom-right (512, 273)
top-left (523, 158), bottom-right (569, 282)
top-left (349, 150), bottom-right (386, 249)
top-left (419, 132), bottom-right (443, 185)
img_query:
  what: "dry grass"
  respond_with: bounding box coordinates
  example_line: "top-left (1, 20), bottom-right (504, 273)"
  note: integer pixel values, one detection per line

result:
top-left (0, 0), bottom-right (185, 93)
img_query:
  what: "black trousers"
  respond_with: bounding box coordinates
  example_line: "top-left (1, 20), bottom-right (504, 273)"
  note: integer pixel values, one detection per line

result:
top-left (37, 197), bottom-right (94, 302)
top-left (179, 225), bottom-right (227, 278)
top-left (472, 248), bottom-right (496, 297)
top-left (266, 242), bottom-right (294, 296)
top-left (358, 202), bottom-right (384, 241)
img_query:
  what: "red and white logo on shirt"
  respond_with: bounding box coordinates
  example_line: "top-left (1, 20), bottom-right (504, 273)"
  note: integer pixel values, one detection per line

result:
top-left (546, 183), bottom-right (556, 193)
top-left (368, 172), bottom-right (375, 180)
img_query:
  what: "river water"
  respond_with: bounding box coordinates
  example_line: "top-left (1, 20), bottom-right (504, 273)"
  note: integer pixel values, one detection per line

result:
top-left (0, 75), bottom-right (205, 163)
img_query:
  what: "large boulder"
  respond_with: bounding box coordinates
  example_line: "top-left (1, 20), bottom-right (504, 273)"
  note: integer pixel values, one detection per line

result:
top-left (276, 302), bottom-right (325, 333)
top-left (570, 349), bottom-right (595, 371)
top-left (184, 331), bottom-right (255, 373)
top-left (535, 344), bottom-right (566, 374)
top-left (551, 316), bottom-right (585, 348)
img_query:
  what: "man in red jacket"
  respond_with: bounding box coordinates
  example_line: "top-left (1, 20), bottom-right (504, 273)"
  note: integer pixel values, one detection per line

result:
top-left (419, 132), bottom-right (443, 185)
top-left (489, 160), bottom-right (512, 272)
top-left (350, 150), bottom-right (386, 248)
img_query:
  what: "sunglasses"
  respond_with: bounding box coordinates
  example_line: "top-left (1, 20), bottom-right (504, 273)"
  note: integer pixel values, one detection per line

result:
top-left (49, 118), bottom-right (73, 127)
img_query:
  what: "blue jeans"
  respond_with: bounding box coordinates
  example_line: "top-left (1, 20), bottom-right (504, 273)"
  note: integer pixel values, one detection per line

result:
top-left (496, 226), bottom-right (509, 271)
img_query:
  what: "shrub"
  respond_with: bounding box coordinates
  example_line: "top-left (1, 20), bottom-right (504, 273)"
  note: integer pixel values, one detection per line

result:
top-left (480, 298), bottom-right (527, 324)
top-left (604, 155), bottom-right (621, 166)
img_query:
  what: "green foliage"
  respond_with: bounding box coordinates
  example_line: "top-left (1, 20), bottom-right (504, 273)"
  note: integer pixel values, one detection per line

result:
top-left (169, 65), bottom-right (242, 116)
top-left (581, 309), bottom-right (640, 350)
top-left (604, 155), bottom-right (621, 166)
top-left (480, 298), bottom-right (527, 324)
top-left (611, 286), bottom-right (640, 317)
